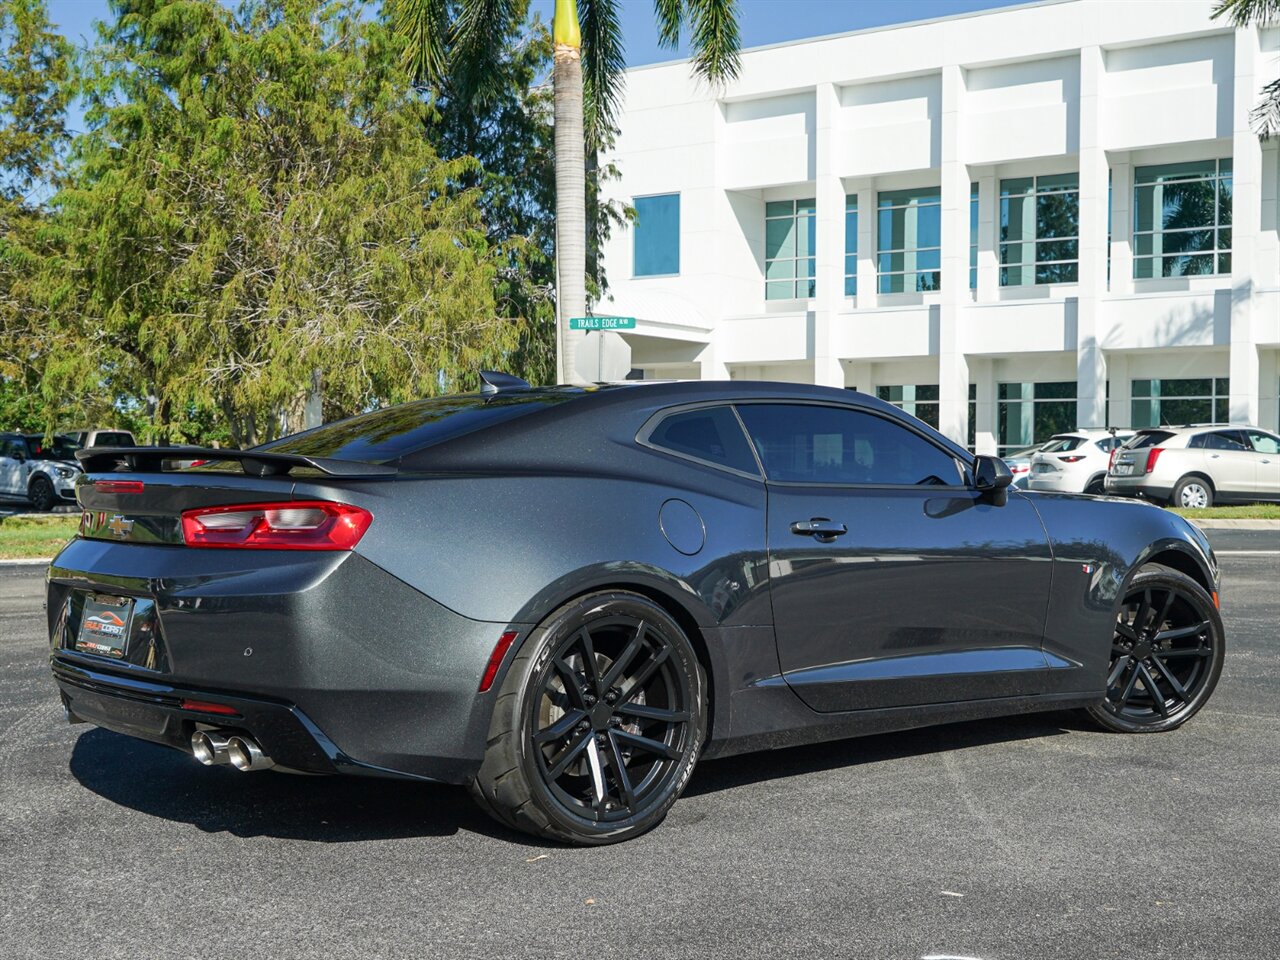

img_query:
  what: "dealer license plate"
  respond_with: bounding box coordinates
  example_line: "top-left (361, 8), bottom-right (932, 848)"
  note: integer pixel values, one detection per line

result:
top-left (75, 594), bottom-right (134, 659)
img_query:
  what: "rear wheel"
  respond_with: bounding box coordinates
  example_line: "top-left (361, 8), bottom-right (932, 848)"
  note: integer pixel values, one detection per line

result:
top-left (1084, 475), bottom-right (1106, 495)
top-left (28, 476), bottom-right (55, 512)
top-left (1171, 476), bottom-right (1213, 509)
top-left (1086, 569), bottom-right (1224, 733)
top-left (469, 591), bottom-right (707, 845)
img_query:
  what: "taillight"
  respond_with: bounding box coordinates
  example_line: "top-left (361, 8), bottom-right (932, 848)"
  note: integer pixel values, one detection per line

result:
top-left (94, 480), bottom-right (145, 494)
top-left (180, 501), bottom-right (372, 550)
top-left (1059, 455), bottom-right (1085, 463)
top-left (1145, 448), bottom-right (1164, 473)
top-left (1108, 448), bottom-right (1119, 471)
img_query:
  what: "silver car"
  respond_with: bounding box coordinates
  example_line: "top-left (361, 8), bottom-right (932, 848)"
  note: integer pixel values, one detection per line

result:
top-left (1105, 424), bottom-right (1280, 508)
top-left (0, 433), bottom-right (83, 511)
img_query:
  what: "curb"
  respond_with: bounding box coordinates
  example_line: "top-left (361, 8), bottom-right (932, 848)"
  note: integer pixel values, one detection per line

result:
top-left (0, 558), bottom-right (52, 566)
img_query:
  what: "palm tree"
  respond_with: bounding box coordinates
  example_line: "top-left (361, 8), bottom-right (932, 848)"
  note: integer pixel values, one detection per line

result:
top-left (1214, 0), bottom-right (1280, 137)
top-left (388, 0), bottom-right (742, 383)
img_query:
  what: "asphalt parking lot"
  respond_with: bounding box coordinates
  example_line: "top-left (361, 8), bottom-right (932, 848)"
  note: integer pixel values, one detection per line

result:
top-left (1, 530), bottom-right (1276, 960)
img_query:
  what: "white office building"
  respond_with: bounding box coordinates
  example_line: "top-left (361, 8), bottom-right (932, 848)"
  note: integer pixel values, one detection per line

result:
top-left (597, 0), bottom-right (1280, 453)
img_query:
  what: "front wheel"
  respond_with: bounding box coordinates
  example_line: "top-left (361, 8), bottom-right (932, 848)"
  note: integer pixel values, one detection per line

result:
top-left (469, 591), bottom-right (707, 845)
top-left (28, 476), bottom-right (55, 512)
top-left (1086, 569), bottom-right (1225, 733)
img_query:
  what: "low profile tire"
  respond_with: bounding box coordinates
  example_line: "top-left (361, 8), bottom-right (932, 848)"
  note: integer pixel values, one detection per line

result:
top-left (469, 591), bottom-right (707, 845)
top-left (1171, 475), bottom-right (1213, 509)
top-left (1086, 569), bottom-right (1225, 734)
top-left (28, 476), bottom-right (55, 512)
top-left (1084, 475), bottom-right (1106, 495)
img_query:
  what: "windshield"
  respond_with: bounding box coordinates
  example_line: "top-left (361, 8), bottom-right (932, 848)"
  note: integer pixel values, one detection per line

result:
top-left (25, 435), bottom-right (82, 461)
top-left (258, 393), bottom-right (575, 462)
top-left (1123, 431), bottom-right (1174, 450)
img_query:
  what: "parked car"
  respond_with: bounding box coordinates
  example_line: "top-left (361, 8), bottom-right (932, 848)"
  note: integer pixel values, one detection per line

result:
top-left (49, 375), bottom-right (1225, 845)
top-left (1027, 429), bottom-right (1134, 495)
top-left (61, 428), bottom-right (137, 449)
top-left (1000, 442), bottom-right (1048, 489)
top-left (0, 432), bottom-right (83, 511)
top-left (1105, 424), bottom-right (1280, 508)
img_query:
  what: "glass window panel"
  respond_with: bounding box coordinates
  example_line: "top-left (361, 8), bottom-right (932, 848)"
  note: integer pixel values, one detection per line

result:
top-left (633, 193), bottom-right (680, 277)
top-left (1000, 242), bottom-right (1029, 266)
top-left (1131, 399), bottom-right (1154, 428)
top-left (844, 253), bottom-right (857, 276)
top-left (1036, 191), bottom-right (1078, 238)
top-left (1036, 261), bottom-right (1078, 284)
top-left (915, 271), bottom-right (941, 292)
top-left (1163, 253), bottom-right (1215, 276)
top-left (1134, 160), bottom-right (1219, 184)
top-left (796, 214), bottom-right (815, 258)
top-left (1157, 179), bottom-right (1216, 231)
top-left (878, 187), bottom-right (941, 208)
top-left (878, 207), bottom-right (906, 250)
top-left (766, 217), bottom-right (796, 259)
top-left (1036, 172), bottom-right (1079, 191)
top-left (1036, 239), bottom-right (1078, 263)
top-left (915, 206), bottom-right (941, 249)
top-left (799, 258), bottom-right (816, 278)
top-left (844, 275), bottom-right (857, 297)
top-left (1160, 398), bottom-right (1212, 425)
top-left (916, 384), bottom-right (940, 402)
top-left (648, 406), bottom-right (758, 474)
top-left (1133, 256), bottom-right (1156, 279)
top-left (765, 258), bottom-right (795, 280)
top-left (877, 386), bottom-right (903, 403)
top-left (877, 251), bottom-right (906, 274)
top-left (765, 200), bottom-right (793, 218)
top-left (1132, 380), bottom-right (1153, 398)
top-left (1214, 398), bottom-right (1229, 423)
top-left (1218, 227), bottom-right (1231, 250)
top-left (796, 198), bottom-right (816, 216)
top-left (1034, 381), bottom-right (1077, 400)
top-left (878, 272), bottom-right (906, 295)
top-left (765, 280), bottom-right (794, 300)
top-left (1218, 177), bottom-right (1232, 225)
top-left (1034, 401), bottom-right (1077, 440)
top-left (914, 248), bottom-right (941, 271)
top-left (1161, 378), bottom-right (1211, 397)
top-left (1215, 378), bottom-right (1230, 394)
top-left (798, 278), bottom-right (816, 299)
top-left (1000, 177), bottom-right (1034, 197)
top-left (845, 208), bottom-right (857, 256)
top-left (1218, 251), bottom-right (1232, 274)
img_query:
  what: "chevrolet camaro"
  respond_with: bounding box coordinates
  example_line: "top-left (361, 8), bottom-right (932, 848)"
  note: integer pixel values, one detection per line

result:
top-left (47, 374), bottom-right (1225, 844)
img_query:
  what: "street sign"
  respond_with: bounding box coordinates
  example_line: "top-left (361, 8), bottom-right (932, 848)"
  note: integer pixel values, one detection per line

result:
top-left (569, 316), bottom-right (636, 331)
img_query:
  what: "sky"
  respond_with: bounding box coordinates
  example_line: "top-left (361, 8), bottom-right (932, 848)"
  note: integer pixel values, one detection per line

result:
top-left (46, 0), bottom-right (1030, 131)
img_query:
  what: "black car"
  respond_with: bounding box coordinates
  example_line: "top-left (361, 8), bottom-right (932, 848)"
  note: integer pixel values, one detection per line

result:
top-left (48, 375), bottom-right (1225, 845)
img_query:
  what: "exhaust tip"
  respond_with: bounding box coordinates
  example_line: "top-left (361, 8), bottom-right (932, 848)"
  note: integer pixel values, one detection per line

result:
top-left (227, 736), bottom-right (274, 772)
top-left (191, 730), bottom-right (232, 766)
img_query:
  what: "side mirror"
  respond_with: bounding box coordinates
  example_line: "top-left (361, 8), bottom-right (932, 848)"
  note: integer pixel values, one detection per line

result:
top-left (973, 454), bottom-right (1013, 492)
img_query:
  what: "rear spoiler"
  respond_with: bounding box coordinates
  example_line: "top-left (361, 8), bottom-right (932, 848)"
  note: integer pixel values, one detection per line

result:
top-left (75, 446), bottom-right (398, 479)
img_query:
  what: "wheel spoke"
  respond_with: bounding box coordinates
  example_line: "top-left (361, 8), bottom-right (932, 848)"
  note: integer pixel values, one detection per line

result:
top-left (613, 729), bottom-right (681, 761)
top-left (1153, 589), bottom-right (1177, 632)
top-left (1147, 655), bottom-right (1189, 704)
top-left (1119, 659), bottom-right (1142, 705)
top-left (576, 628), bottom-right (603, 698)
top-left (620, 646), bottom-right (671, 702)
top-left (585, 737), bottom-right (606, 806)
top-left (1139, 663), bottom-right (1168, 716)
top-left (1155, 621), bottom-right (1211, 644)
top-left (545, 729), bottom-right (592, 780)
top-left (600, 621), bottom-right (646, 692)
top-left (553, 657), bottom-right (590, 710)
top-left (1115, 620), bottom-right (1140, 642)
top-left (533, 708), bottom-right (586, 745)
top-left (1133, 589), bottom-right (1153, 636)
top-left (604, 731), bottom-right (637, 812)
top-left (1107, 654), bottom-right (1132, 688)
top-left (615, 702), bottom-right (690, 724)
top-left (1155, 646), bottom-right (1211, 659)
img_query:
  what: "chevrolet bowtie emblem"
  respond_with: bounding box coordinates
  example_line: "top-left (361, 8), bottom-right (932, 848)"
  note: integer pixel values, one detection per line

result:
top-left (108, 515), bottom-right (133, 539)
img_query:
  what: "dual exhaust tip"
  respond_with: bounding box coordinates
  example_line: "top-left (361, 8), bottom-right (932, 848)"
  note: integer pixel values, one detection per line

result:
top-left (191, 730), bottom-right (274, 772)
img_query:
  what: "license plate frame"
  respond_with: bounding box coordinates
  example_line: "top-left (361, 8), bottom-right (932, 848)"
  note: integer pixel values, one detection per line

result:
top-left (1113, 463), bottom-right (1133, 476)
top-left (75, 594), bottom-right (135, 660)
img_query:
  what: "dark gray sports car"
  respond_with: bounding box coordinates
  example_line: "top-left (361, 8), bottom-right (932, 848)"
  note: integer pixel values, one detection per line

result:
top-left (48, 375), bottom-right (1225, 844)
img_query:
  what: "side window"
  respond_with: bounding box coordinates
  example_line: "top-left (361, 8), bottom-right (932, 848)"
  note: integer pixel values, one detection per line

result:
top-left (646, 406), bottom-right (758, 475)
top-left (1247, 431), bottom-right (1280, 455)
top-left (735, 403), bottom-right (961, 486)
top-left (1201, 431), bottom-right (1248, 451)
top-left (0, 438), bottom-right (19, 458)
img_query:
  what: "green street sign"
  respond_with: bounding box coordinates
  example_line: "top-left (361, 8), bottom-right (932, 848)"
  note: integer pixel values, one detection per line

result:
top-left (569, 316), bottom-right (636, 331)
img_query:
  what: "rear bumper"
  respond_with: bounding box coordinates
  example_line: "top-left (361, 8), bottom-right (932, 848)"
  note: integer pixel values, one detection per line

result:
top-left (1027, 473), bottom-right (1084, 493)
top-left (1103, 475), bottom-right (1172, 502)
top-left (47, 540), bottom-right (527, 784)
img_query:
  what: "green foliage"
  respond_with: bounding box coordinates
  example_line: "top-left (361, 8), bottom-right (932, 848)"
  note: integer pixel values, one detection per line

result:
top-left (0, 0), bottom-right (71, 200)
top-left (47, 0), bottom-right (525, 445)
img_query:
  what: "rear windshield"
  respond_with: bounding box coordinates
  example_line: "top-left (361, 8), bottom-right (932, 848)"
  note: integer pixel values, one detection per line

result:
top-left (1039, 437), bottom-right (1085, 453)
top-left (25, 435), bottom-right (81, 460)
top-left (1123, 431), bottom-right (1174, 450)
top-left (91, 431), bottom-right (135, 447)
top-left (258, 393), bottom-right (572, 462)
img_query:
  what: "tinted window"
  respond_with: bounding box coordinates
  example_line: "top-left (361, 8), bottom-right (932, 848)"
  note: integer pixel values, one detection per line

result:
top-left (25, 435), bottom-right (80, 460)
top-left (1124, 431), bottom-right (1174, 450)
top-left (260, 393), bottom-right (574, 462)
top-left (647, 407), bottom-right (757, 474)
top-left (1040, 436), bottom-right (1085, 453)
top-left (1094, 437), bottom-right (1123, 452)
top-left (736, 404), bottom-right (960, 486)
top-left (1246, 430), bottom-right (1280, 455)
top-left (91, 432), bottom-right (135, 447)
top-left (1, 437), bottom-right (24, 458)
top-left (1192, 431), bottom-right (1247, 451)
top-left (633, 194), bottom-right (680, 277)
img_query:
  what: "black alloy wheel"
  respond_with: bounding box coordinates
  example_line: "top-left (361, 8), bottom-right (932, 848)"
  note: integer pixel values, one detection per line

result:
top-left (470, 591), bottom-right (706, 845)
top-left (28, 476), bottom-right (55, 512)
top-left (1087, 568), bottom-right (1224, 733)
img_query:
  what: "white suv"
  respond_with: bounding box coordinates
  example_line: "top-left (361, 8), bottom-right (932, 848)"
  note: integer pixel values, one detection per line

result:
top-left (1105, 425), bottom-right (1280, 508)
top-left (1026, 430), bottom-right (1134, 495)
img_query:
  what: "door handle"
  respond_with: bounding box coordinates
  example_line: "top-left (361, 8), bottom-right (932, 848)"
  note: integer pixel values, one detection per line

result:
top-left (790, 518), bottom-right (848, 542)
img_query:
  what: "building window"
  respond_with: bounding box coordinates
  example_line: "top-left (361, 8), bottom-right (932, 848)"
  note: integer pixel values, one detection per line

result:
top-left (1133, 160), bottom-right (1231, 278)
top-left (765, 198), bottom-right (816, 300)
top-left (633, 193), bottom-right (680, 277)
top-left (844, 196), bottom-right (857, 297)
top-left (877, 384), bottom-right (939, 430)
top-left (968, 382), bottom-right (977, 451)
top-left (1132, 378), bottom-right (1229, 427)
top-left (969, 183), bottom-right (978, 290)
top-left (877, 187), bottom-right (940, 294)
top-left (999, 174), bottom-right (1079, 286)
top-left (997, 381), bottom-right (1077, 456)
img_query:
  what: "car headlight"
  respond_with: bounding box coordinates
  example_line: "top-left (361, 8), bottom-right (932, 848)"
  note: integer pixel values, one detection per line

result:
top-left (57, 467), bottom-right (76, 479)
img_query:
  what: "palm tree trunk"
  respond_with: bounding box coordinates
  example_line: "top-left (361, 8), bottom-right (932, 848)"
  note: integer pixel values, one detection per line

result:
top-left (553, 38), bottom-right (587, 384)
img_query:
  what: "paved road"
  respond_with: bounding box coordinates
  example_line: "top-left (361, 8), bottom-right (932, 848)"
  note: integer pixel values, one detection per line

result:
top-left (1, 532), bottom-right (1276, 960)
